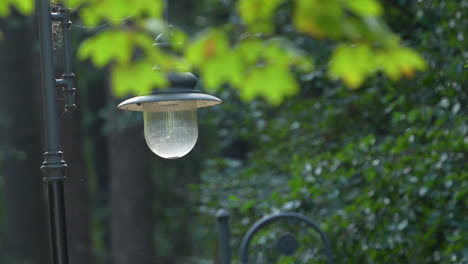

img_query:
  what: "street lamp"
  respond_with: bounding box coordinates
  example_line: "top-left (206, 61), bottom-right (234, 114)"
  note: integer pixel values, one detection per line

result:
top-left (36, 0), bottom-right (221, 262)
top-left (117, 72), bottom-right (222, 159)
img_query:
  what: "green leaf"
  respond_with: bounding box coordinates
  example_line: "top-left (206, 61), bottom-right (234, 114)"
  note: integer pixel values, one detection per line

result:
top-left (344, 0), bottom-right (382, 16)
top-left (330, 44), bottom-right (375, 88)
top-left (0, 1), bottom-right (9, 17)
top-left (186, 30), bottom-right (229, 65)
top-left (376, 47), bottom-right (427, 80)
top-left (78, 31), bottom-right (133, 67)
top-left (294, 0), bottom-right (343, 39)
top-left (0, 0), bottom-right (34, 16)
top-left (112, 61), bottom-right (167, 97)
top-left (237, 0), bottom-right (284, 33)
top-left (79, 0), bottom-right (163, 27)
top-left (237, 39), bottom-right (264, 64)
top-left (80, 6), bottom-right (101, 28)
top-left (242, 64), bottom-right (298, 105)
top-left (201, 52), bottom-right (243, 90)
top-left (240, 200), bottom-right (255, 212)
top-left (16, 0), bottom-right (34, 15)
top-left (228, 195), bottom-right (239, 202)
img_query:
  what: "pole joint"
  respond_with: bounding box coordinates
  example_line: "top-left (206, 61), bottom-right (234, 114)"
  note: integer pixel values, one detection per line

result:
top-left (41, 151), bottom-right (68, 182)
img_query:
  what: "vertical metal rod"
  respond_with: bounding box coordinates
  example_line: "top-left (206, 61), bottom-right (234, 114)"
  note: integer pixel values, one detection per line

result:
top-left (47, 181), bottom-right (69, 264)
top-left (216, 209), bottom-right (232, 264)
top-left (37, 0), bottom-right (69, 263)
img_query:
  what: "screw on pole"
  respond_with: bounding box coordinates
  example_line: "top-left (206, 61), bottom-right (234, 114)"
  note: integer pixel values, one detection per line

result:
top-left (216, 209), bottom-right (232, 264)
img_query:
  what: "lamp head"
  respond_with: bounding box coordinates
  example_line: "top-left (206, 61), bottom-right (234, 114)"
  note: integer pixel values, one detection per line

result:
top-left (117, 72), bottom-right (222, 159)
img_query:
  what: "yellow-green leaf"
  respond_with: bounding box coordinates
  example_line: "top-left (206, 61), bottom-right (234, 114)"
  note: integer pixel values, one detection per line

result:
top-left (186, 30), bottom-right (229, 65)
top-left (330, 44), bottom-right (376, 88)
top-left (294, 0), bottom-right (343, 39)
top-left (201, 52), bottom-right (243, 90)
top-left (78, 31), bottom-right (133, 67)
top-left (344, 0), bottom-right (382, 16)
top-left (237, 0), bottom-right (284, 33)
top-left (15, 0), bottom-right (34, 15)
top-left (0, 2), bottom-right (9, 17)
top-left (112, 61), bottom-right (167, 97)
top-left (242, 65), bottom-right (298, 105)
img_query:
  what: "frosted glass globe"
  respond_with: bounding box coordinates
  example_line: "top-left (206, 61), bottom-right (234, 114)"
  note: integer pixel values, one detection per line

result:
top-left (143, 101), bottom-right (198, 159)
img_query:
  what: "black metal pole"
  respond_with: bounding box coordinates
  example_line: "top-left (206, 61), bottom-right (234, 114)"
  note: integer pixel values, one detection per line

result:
top-left (37, 0), bottom-right (70, 263)
top-left (216, 209), bottom-right (232, 264)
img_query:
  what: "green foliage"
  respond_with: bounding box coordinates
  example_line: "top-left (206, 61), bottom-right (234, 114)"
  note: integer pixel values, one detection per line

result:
top-left (0, 0), bottom-right (33, 17)
top-left (69, 0), bottom-right (163, 27)
top-left (193, 0), bottom-right (467, 263)
top-left (78, 30), bottom-right (134, 67)
top-left (187, 32), bottom-right (312, 104)
top-left (0, 0), bottom-right (426, 104)
top-left (237, 0), bottom-right (285, 33)
top-left (330, 44), bottom-right (426, 88)
top-left (78, 28), bottom-right (185, 96)
top-left (344, 0), bottom-right (382, 16)
top-left (112, 61), bottom-right (167, 97)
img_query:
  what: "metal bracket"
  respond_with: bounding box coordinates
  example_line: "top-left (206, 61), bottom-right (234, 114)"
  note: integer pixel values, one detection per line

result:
top-left (52, 6), bottom-right (76, 112)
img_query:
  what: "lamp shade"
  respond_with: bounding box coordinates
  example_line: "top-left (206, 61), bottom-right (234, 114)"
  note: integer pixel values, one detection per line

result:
top-left (117, 72), bottom-right (222, 112)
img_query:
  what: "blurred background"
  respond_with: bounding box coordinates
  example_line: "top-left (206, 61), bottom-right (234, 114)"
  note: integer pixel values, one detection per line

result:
top-left (0, 0), bottom-right (467, 263)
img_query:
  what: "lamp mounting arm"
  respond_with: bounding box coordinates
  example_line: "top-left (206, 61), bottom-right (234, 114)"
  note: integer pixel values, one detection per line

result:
top-left (52, 4), bottom-right (76, 112)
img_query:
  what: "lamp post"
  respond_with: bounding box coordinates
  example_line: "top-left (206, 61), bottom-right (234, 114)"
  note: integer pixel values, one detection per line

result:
top-left (37, 0), bottom-right (74, 263)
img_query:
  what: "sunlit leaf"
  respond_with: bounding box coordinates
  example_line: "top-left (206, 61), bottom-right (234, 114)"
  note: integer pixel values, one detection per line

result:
top-left (78, 30), bottom-right (133, 67)
top-left (112, 61), bottom-right (167, 97)
top-left (376, 47), bottom-right (427, 80)
top-left (243, 64), bottom-right (298, 105)
top-left (237, 0), bottom-right (284, 33)
top-left (237, 39), bottom-right (264, 64)
top-left (80, 6), bottom-right (101, 27)
top-left (79, 0), bottom-right (163, 27)
top-left (330, 44), bottom-right (426, 87)
top-left (0, 2), bottom-right (9, 17)
top-left (14, 0), bottom-right (34, 15)
top-left (186, 30), bottom-right (229, 65)
top-left (0, 0), bottom-right (34, 16)
top-left (344, 0), bottom-right (382, 16)
top-left (202, 52), bottom-right (243, 90)
top-left (330, 44), bottom-right (375, 88)
top-left (294, 0), bottom-right (343, 39)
